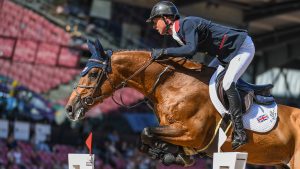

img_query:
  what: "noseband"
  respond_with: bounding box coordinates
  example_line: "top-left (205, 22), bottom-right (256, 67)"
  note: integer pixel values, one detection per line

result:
top-left (73, 57), bottom-right (170, 109)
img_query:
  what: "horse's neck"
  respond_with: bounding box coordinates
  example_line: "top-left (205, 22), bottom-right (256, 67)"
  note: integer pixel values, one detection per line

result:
top-left (111, 51), bottom-right (153, 94)
top-left (111, 51), bottom-right (215, 96)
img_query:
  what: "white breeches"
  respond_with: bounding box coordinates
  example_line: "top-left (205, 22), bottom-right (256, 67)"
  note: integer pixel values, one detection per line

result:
top-left (208, 36), bottom-right (255, 90)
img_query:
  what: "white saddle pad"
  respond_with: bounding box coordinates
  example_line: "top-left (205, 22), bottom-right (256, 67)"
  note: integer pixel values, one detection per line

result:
top-left (209, 66), bottom-right (278, 133)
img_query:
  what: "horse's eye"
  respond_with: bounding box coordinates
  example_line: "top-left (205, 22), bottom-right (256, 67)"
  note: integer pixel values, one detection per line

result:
top-left (89, 72), bottom-right (98, 79)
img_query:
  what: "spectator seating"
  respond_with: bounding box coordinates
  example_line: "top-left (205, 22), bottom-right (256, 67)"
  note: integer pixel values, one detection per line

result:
top-left (0, 0), bottom-right (82, 93)
top-left (0, 59), bottom-right (80, 93)
top-left (0, 37), bottom-right (80, 68)
top-left (52, 145), bottom-right (76, 163)
top-left (35, 43), bottom-right (60, 66)
top-left (0, 1), bottom-right (70, 44)
top-left (0, 38), bottom-right (15, 58)
top-left (13, 40), bottom-right (37, 63)
top-left (0, 139), bottom-right (8, 166)
top-left (58, 48), bottom-right (80, 67)
top-left (1, 138), bottom-right (134, 169)
top-left (0, 0), bottom-right (80, 65)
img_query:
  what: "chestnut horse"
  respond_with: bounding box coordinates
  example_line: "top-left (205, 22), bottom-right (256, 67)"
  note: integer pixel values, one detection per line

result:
top-left (65, 40), bottom-right (300, 169)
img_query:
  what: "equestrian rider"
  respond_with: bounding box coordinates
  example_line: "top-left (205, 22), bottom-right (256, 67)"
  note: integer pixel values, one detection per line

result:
top-left (147, 1), bottom-right (255, 150)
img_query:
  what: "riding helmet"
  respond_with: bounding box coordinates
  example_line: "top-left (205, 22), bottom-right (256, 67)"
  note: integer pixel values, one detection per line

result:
top-left (146, 1), bottom-right (180, 23)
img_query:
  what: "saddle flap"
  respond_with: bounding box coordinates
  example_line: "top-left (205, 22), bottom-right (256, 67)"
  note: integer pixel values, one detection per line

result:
top-left (209, 66), bottom-right (278, 133)
top-left (215, 68), bottom-right (274, 114)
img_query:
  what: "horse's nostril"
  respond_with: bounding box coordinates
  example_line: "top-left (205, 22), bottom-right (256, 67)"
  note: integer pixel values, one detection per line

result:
top-left (66, 105), bottom-right (73, 113)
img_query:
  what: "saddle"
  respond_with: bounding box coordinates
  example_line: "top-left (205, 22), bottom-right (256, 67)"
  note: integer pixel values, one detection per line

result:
top-left (216, 69), bottom-right (275, 114)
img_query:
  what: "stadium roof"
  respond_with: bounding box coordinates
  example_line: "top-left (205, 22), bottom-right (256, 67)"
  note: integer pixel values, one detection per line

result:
top-left (112, 0), bottom-right (300, 50)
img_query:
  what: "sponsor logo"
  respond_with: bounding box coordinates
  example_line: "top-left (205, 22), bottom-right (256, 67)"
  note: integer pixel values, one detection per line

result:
top-left (269, 109), bottom-right (276, 120)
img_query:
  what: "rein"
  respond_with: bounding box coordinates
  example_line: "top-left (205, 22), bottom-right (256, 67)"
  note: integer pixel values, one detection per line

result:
top-left (109, 65), bottom-right (169, 109)
top-left (109, 59), bottom-right (170, 109)
top-left (115, 58), bottom-right (154, 89)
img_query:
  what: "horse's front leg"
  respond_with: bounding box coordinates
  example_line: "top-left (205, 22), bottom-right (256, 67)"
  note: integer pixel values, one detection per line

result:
top-left (141, 125), bottom-right (185, 145)
top-left (139, 126), bottom-right (195, 167)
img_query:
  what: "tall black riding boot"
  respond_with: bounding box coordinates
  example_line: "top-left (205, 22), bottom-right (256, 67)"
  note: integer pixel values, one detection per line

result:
top-left (225, 83), bottom-right (248, 150)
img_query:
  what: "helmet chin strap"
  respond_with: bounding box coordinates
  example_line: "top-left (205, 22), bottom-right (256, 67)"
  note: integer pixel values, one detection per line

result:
top-left (161, 16), bottom-right (172, 35)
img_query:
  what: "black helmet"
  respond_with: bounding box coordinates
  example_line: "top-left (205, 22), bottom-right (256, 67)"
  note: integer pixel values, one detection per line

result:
top-left (146, 1), bottom-right (180, 23)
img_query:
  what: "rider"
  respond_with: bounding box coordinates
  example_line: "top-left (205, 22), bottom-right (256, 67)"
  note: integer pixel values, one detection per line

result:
top-left (147, 1), bottom-right (254, 150)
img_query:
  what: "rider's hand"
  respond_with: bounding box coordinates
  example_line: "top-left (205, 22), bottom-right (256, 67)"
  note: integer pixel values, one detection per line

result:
top-left (151, 49), bottom-right (165, 59)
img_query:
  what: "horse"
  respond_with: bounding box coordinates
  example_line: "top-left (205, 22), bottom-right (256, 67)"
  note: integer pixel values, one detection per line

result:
top-left (65, 39), bottom-right (300, 169)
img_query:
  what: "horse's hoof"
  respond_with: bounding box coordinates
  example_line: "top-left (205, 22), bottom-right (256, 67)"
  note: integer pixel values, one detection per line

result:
top-left (175, 154), bottom-right (195, 167)
top-left (162, 153), bottom-right (176, 166)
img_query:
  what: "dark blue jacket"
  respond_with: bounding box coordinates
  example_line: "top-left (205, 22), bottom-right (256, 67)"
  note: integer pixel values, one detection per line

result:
top-left (164, 16), bottom-right (248, 63)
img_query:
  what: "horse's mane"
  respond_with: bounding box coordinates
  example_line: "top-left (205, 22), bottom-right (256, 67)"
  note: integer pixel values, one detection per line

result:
top-left (112, 49), bottom-right (207, 71)
top-left (113, 49), bottom-right (150, 52)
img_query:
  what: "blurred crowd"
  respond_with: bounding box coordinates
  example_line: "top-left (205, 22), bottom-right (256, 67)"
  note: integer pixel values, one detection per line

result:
top-left (0, 132), bottom-right (157, 169)
top-left (0, 75), bottom-right (56, 122)
top-left (0, 128), bottom-right (277, 169)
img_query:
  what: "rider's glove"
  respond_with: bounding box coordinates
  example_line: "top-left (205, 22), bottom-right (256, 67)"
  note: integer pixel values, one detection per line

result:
top-left (151, 49), bottom-right (165, 59)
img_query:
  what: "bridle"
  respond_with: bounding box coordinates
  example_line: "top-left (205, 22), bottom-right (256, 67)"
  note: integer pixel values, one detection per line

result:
top-left (73, 58), bottom-right (109, 108)
top-left (73, 56), bottom-right (171, 110)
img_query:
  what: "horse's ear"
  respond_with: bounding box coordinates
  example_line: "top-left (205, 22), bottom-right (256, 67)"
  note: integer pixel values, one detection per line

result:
top-left (87, 39), bottom-right (98, 58)
top-left (95, 39), bottom-right (106, 58)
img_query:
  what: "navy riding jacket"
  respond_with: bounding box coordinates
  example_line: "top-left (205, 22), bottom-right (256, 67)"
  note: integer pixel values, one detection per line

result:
top-left (164, 16), bottom-right (248, 63)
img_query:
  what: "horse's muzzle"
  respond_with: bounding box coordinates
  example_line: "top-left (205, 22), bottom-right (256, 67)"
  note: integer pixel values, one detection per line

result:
top-left (65, 101), bottom-right (86, 121)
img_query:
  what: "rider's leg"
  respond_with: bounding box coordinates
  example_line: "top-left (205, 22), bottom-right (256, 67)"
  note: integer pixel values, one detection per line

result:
top-left (223, 36), bottom-right (255, 150)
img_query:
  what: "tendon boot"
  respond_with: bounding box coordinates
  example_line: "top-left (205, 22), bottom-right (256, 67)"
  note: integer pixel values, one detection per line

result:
top-left (161, 153), bottom-right (195, 167)
top-left (225, 82), bottom-right (248, 150)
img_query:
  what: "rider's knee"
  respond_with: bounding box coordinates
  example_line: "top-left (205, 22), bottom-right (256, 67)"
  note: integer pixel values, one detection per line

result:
top-left (223, 79), bottom-right (234, 91)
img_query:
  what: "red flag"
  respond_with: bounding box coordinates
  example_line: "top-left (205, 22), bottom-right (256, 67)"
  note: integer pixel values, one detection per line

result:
top-left (85, 132), bottom-right (93, 155)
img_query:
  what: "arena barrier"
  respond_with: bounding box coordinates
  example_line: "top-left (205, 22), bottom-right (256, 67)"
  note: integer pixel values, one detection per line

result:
top-left (68, 154), bottom-right (94, 169)
top-left (213, 152), bottom-right (247, 169)
top-left (212, 128), bottom-right (248, 169)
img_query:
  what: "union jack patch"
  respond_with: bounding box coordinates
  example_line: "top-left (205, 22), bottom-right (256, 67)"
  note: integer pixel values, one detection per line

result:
top-left (257, 114), bottom-right (269, 123)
